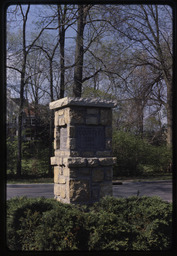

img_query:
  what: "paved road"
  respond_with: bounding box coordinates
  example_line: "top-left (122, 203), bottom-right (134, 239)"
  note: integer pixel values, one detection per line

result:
top-left (6, 184), bottom-right (53, 200)
top-left (113, 180), bottom-right (172, 202)
top-left (6, 181), bottom-right (172, 202)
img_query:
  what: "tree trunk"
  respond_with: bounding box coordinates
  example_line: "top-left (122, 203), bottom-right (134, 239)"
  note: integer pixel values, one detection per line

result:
top-left (48, 59), bottom-right (54, 177)
top-left (49, 110), bottom-right (54, 177)
top-left (166, 79), bottom-right (173, 146)
top-left (73, 5), bottom-right (85, 98)
top-left (58, 5), bottom-right (66, 99)
top-left (17, 67), bottom-right (26, 176)
top-left (59, 29), bottom-right (65, 98)
top-left (157, 47), bottom-right (173, 146)
top-left (16, 5), bottom-right (30, 176)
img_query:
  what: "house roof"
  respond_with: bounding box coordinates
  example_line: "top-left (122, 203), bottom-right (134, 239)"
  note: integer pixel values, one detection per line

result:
top-left (24, 108), bottom-right (35, 116)
top-left (11, 98), bottom-right (28, 107)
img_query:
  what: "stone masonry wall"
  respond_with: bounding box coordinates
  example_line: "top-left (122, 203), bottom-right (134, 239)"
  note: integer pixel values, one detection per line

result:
top-left (50, 97), bottom-right (117, 204)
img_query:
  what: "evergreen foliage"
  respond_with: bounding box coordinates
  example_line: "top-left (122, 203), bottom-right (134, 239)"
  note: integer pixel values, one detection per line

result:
top-left (7, 196), bottom-right (172, 251)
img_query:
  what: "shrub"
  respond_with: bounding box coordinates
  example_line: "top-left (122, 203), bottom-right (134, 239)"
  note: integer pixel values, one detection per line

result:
top-left (7, 138), bottom-right (50, 178)
top-left (113, 130), bottom-right (172, 177)
top-left (7, 197), bottom-right (89, 251)
top-left (6, 196), bottom-right (172, 251)
top-left (6, 137), bottom-right (18, 175)
top-left (34, 205), bottom-right (89, 251)
top-left (88, 196), bottom-right (172, 251)
top-left (6, 197), bottom-right (55, 250)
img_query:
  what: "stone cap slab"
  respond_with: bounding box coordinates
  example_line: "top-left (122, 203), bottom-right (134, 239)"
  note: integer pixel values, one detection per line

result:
top-left (49, 97), bottom-right (117, 110)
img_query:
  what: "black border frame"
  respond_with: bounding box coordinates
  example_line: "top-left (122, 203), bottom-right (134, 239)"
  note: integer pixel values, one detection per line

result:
top-left (1, 1), bottom-right (177, 255)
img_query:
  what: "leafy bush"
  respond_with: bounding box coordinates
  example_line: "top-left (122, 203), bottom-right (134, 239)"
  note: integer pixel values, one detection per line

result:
top-left (34, 205), bottom-right (89, 251)
top-left (113, 131), bottom-right (172, 177)
top-left (7, 197), bottom-right (89, 251)
top-left (7, 197), bottom-right (54, 250)
top-left (7, 196), bottom-right (172, 251)
top-left (6, 137), bottom-right (18, 175)
top-left (88, 196), bottom-right (172, 250)
top-left (7, 138), bottom-right (50, 178)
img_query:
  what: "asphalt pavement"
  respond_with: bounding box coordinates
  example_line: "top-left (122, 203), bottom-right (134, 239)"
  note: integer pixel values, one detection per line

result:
top-left (113, 180), bottom-right (172, 202)
top-left (6, 180), bottom-right (173, 202)
top-left (6, 183), bottom-right (53, 199)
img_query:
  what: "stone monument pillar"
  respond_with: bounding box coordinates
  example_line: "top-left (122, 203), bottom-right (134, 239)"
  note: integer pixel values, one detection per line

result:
top-left (49, 97), bottom-right (117, 204)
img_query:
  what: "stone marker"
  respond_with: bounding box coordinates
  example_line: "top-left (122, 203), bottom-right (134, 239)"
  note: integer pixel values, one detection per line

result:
top-left (49, 97), bottom-right (117, 204)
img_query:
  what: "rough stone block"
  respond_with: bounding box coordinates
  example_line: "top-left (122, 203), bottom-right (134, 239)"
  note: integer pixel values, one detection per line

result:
top-left (99, 157), bottom-right (117, 166)
top-left (92, 168), bottom-right (104, 182)
top-left (60, 187), bottom-right (66, 198)
top-left (100, 109), bottom-right (112, 125)
top-left (58, 177), bottom-right (66, 184)
top-left (68, 126), bottom-right (75, 138)
top-left (70, 108), bottom-right (85, 124)
top-left (54, 184), bottom-right (61, 196)
top-left (67, 157), bottom-right (87, 167)
top-left (54, 127), bottom-right (57, 138)
top-left (99, 157), bottom-right (114, 166)
top-left (69, 180), bottom-right (90, 202)
top-left (79, 168), bottom-right (90, 176)
top-left (54, 184), bottom-right (66, 198)
top-left (64, 108), bottom-right (70, 124)
top-left (50, 157), bottom-right (57, 166)
top-left (100, 183), bottom-right (112, 197)
top-left (55, 150), bottom-right (70, 157)
top-left (49, 97), bottom-right (117, 110)
top-left (63, 167), bottom-right (69, 176)
top-left (54, 166), bottom-right (60, 183)
top-left (54, 114), bottom-right (59, 126)
top-left (54, 139), bottom-right (57, 150)
top-left (70, 168), bottom-right (77, 178)
top-left (70, 151), bottom-right (79, 157)
top-left (87, 158), bottom-right (99, 167)
top-left (62, 157), bottom-right (68, 167)
top-left (105, 167), bottom-right (113, 180)
top-left (59, 117), bottom-right (65, 126)
top-left (106, 139), bottom-right (112, 150)
top-left (91, 186), bottom-right (100, 201)
top-left (59, 167), bottom-right (63, 175)
top-left (58, 109), bottom-right (64, 116)
top-left (68, 138), bottom-right (76, 150)
top-left (105, 127), bottom-right (112, 138)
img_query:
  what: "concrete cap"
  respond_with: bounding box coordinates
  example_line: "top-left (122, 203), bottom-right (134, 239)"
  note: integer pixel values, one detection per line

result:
top-left (49, 97), bottom-right (117, 110)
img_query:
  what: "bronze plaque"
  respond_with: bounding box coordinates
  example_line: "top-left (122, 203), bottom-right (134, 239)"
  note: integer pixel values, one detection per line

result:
top-left (76, 126), bottom-right (105, 151)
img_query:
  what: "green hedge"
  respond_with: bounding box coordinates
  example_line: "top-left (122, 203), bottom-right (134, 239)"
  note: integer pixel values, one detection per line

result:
top-left (112, 131), bottom-right (172, 177)
top-left (7, 196), bottom-right (172, 251)
top-left (7, 138), bottom-right (50, 177)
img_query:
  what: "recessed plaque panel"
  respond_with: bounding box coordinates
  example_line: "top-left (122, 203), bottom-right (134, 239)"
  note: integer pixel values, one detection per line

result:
top-left (76, 126), bottom-right (105, 151)
top-left (60, 127), bottom-right (67, 150)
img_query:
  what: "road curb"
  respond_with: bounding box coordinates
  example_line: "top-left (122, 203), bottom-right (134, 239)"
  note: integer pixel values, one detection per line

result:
top-left (112, 181), bottom-right (123, 185)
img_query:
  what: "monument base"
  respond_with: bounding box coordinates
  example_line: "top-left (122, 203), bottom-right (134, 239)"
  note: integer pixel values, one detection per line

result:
top-left (49, 97), bottom-right (117, 204)
top-left (51, 156), bottom-right (116, 204)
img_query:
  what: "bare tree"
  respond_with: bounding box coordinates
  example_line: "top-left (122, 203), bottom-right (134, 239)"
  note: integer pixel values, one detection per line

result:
top-left (7, 4), bottom-right (56, 176)
top-left (109, 5), bottom-right (172, 145)
top-left (73, 5), bottom-right (93, 97)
